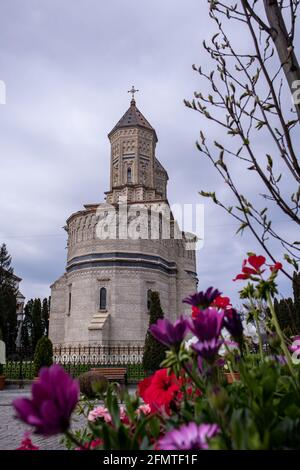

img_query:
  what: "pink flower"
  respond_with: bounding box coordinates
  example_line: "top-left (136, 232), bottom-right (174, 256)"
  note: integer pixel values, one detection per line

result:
top-left (136, 404), bottom-right (152, 416)
top-left (17, 432), bottom-right (39, 450)
top-left (88, 405), bottom-right (112, 424)
top-left (119, 405), bottom-right (130, 425)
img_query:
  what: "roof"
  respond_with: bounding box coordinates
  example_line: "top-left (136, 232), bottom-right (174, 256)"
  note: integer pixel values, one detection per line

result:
top-left (155, 157), bottom-right (169, 179)
top-left (108, 99), bottom-right (157, 141)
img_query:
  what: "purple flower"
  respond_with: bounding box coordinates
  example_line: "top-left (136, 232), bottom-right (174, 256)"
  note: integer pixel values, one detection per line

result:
top-left (189, 308), bottom-right (224, 361)
top-left (13, 365), bottom-right (79, 436)
top-left (183, 287), bottom-right (221, 309)
top-left (268, 355), bottom-right (288, 365)
top-left (189, 307), bottom-right (224, 342)
top-left (150, 316), bottom-right (188, 349)
top-left (158, 422), bottom-right (219, 450)
top-left (223, 309), bottom-right (243, 339)
top-left (192, 338), bottom-right (223, 362)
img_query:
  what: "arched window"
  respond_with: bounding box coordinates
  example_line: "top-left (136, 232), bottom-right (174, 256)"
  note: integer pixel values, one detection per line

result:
top-left (127, 167), bottom-right (132, 183)
top-left (100, 287), bottom-right (107, 310)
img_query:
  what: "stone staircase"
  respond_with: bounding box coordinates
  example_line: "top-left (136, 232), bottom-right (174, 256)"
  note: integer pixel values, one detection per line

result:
top-left (88, 311), bottom-right (110, 330)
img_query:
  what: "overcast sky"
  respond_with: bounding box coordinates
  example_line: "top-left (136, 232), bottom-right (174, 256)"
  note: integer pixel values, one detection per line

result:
top-left (0, 0), bottom-right (298, 306)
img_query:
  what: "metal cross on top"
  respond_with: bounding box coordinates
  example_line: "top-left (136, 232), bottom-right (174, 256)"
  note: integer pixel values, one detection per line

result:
top-left (128, 85), bottom-right (139, 101)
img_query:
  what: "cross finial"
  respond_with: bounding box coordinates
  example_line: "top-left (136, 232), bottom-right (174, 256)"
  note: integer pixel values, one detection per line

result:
top-left (128, 85), bottom-right (139, 104)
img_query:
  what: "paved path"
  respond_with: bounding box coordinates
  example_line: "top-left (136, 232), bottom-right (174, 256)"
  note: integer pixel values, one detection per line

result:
top-left (0, 386), bottom-right (86, 450)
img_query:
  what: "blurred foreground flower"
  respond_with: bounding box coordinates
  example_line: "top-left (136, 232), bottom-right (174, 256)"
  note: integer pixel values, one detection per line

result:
top-left (17, 432), bottom-right (39, 450)
top-left (13, 364), bottom-right (79, 436)
top-left (158, 422), bottom-right (219, 450)
top-left (223, 308), bottom-right (243, 340)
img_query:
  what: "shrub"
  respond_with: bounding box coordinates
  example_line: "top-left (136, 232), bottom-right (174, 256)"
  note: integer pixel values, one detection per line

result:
top-left (143, 291), bottom-right (167, 373)
top-left (79, 371), bottom-right (108, 398)
top-left (274, 272), bottom-right (300, 335)
top-left (33, 336), bottom-right (53, 376)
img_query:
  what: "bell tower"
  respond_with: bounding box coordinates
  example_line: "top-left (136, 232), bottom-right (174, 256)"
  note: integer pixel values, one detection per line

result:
top-left (105, 87), bottom-right (168, 204)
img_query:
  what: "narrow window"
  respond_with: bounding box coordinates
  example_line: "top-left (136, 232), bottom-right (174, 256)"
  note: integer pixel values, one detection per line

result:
top-left (159, 213), bottom-right (162, 239)
top-left (100, 287), bottom-right (107, 310)
top-left (147, 289), bottom-right (152, 311)
top-left (68, 292), bottom-right (72, 315)
top-left (127, 167), bottom-right (132, 183)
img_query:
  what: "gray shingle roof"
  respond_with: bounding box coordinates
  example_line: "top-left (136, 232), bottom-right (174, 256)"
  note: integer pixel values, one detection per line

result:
top-left (108, 99), bottom-right (157, 140)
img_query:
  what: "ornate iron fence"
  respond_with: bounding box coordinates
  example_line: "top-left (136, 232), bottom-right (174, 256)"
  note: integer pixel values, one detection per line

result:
top-left (53, 344), bottom-right (144, 366)
top-left (4, 344), bottom-right (146, 383)
top-left (4, 361), bottom-right (35, 380)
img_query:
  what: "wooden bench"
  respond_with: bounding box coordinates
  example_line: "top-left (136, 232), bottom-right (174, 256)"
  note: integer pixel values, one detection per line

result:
top-left (90, 367), bottom-right (127, 385)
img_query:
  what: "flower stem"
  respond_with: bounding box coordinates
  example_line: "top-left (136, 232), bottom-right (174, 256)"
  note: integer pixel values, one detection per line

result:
top-left (249, 298), bottom-right (264, 362)
top-left (65, 430), bottom-right (85, 450)
top-left (221, 335), bottom-right (237, 380)
top-left (182, 361), bottom-right (204, 392)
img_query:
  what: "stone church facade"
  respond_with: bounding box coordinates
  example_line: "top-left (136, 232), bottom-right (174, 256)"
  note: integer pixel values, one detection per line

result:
top-left (49, 96), bottom-right (198, 347)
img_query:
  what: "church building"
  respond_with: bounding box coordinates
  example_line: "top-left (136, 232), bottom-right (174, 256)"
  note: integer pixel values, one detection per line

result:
top-left (49, 90), bottom-right (198, 347)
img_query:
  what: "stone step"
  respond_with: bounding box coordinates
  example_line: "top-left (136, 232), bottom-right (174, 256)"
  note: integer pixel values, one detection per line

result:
top-left (88, 311), bottom-right (109, 330)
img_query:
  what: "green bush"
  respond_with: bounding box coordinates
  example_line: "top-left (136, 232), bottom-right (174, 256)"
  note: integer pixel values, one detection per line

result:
top-left (274, 272), bottom-right (300, 335)
top-left (79, 371), bottom-right (109, 398)
top-left (33, 336), bottom-right (53, 376)
top-left (0, 328), bottom-right (3, 374)
top-left (142, 291), bottom-right (167, 373)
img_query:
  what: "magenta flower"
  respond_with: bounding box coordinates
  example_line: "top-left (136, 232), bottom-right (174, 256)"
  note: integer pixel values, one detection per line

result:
top-left (223, 308), bottom-right (243, 340)
top-left (189, 308), bottom-right (224, 361)
top-left (183, 287), bottom-right (221, 309)
top-left (289, 336), bottom-right (300, 353)
top-left (13, 365), bottom-right (79, 436)
top-left (150, 316), bottom-right (188, 349)
top-left (158, 422), bottom-right (219, 450)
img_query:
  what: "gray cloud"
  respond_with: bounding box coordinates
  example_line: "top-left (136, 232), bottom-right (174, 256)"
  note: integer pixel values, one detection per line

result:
top-left (0, 0), bottom-right (297, 305)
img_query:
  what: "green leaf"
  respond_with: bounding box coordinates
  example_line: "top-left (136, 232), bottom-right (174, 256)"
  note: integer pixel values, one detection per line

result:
top-left (236, 222), bottom-right (248, 235)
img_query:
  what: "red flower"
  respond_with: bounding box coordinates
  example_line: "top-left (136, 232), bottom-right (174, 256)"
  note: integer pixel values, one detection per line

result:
top-left (76, 438), bottom-right (103, 451)
top-left (233, 273), bottom-right (249, 281)
top-left (137, 375), bottom-right (152, 399)
top-left (248, 255), bottom-right (266, 271)
top-left (212, 296), bottom-right (231, 309)
top-left (270, 262), bottom-right (282, 272)
top-left (17, 434), bottom-right (39, 451)
top-left (138, 369), bottom-right (181, 412)
top-left (233, 255), bottom-right (266, 281)
top-left (191, 305), bottom-right (201, 318)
